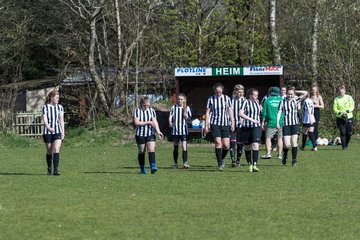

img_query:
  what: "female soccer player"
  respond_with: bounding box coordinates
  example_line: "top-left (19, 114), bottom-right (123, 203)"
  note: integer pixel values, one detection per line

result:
top-left (169, 93), bottom-right (192, 169)
top-left (276, 86), bottom-right (307, 166)
top-left (42, 91), bottom-right (65, 176)
top-left (230, 84), bottom-right (246, 167)
top-left (133, 96), bottom-right (164, 174)
top-left (300, 93), bottom-right (317, 151)
top-left (205, 83), bottom-right (235, 170)
top-left (238, 88), bottom-right (261, 172)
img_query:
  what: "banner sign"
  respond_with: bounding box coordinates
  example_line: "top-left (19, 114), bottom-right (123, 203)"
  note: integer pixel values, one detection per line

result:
top-left (243, 66), bottom-right (283, 75)
top-left (175, 67), bottom-right (212, 76)
top-left (175, 66), bottom-right (283, 77)
top-left (212, 67), bottom-right (243, 76)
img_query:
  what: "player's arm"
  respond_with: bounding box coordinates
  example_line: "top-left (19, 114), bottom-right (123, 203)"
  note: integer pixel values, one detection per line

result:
top-left (295, 90), bottom-right (308, 101)
top-left (316, 95), bottom-right (324, 109)
top-left (133, 116), bottom-right (151, 126)
top-left (228, 106), bottom-right (235, 132)
top-left (42, 114), bottom-right (54, 133)
top-left (239, 109), bottom-right (259, 124)
top-left (276, 108), bottom-right (282, 130)
top-left (204, 108), bottom-right (211, 133)
top-left (60, 113), bottom-right (65, 139)
top-left (151, 117), bottom-right (164, 139)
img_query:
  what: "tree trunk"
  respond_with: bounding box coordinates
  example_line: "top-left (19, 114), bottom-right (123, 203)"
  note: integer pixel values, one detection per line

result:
top-left (269, 0), bottom-right (281, 65)
top-left (311, 0), bottom-right (320, 82)
top-left (88, 0), bottom-right (110, 116)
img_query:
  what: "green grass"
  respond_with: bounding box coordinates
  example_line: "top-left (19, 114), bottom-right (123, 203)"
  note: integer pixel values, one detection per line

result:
top-left (1, 139), bottom-right (360, 239)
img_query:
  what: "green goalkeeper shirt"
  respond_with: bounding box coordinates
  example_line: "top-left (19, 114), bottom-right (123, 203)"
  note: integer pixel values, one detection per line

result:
top-left (262, 95), bottom-right (284, 128)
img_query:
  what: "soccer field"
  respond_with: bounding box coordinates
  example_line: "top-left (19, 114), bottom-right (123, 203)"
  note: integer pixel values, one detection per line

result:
top-left (1, 141), bottom-right (360, 239)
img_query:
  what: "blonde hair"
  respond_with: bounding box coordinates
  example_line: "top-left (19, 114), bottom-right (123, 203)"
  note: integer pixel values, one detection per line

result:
top-left (311, 83), bottom-right (320, 97)
top-left (46, 91), bottom-right (60, 104)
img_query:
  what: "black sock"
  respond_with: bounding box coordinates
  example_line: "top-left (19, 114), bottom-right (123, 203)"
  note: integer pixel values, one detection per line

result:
top-left (138, 153), bottom-right (145, 169)
top-left (53, 153), bottom-right (59, 172)
top-left (346, 134), bottom-right (351, 147)
top-left (292, 147), bottom-right (297, 160)
top-left (284, 148), bottom-right (289, 158)
top-left (46, 154), bottom-right (52, 169)
top-left (245, 150), bottom-right (251, 165)
top-left (253, 150), bottom-right (259, 165)
top-left (309, 132), bottom-right (317, 148)
top-left (222, 148), bottom-right (229, 161)
top-left (215, 148), bottom-right (222, 166)
top-left (148, 152), bottom-right (156, 167)
top-left (182, 151), bottom-right (188, 164)
top-left (341, 135), bottom-right (347, 149)
top-left (173, 146), bottom-right (179, 164)
top-left (230, 141), bottom-right (236, 161)
top-left (237, 144), bottom-right (243, 161)
top-left (302, 133), bottom-right (307, 148)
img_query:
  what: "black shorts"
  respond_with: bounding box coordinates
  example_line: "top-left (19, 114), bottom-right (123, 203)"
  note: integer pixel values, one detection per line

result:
top-left (240, 127), bottom-right (262, 144)
top-left (211, 125), bottom-right (231, 138)
top-left (43, 133), bottom-right (62, 144)
top-left (172, 135), bottom-right (189, 142)
top-left (135, 135), bottom-right (156, 145)
top-left (283, 125), bottom-right (300, 136)
top-left (302, 123), bottom-right (314, 128)
top-left (230, 127), bottom-right (242, 142)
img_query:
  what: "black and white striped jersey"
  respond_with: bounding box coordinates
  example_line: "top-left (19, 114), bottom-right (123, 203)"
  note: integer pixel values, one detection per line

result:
top-left (42, 104), bottom-right (64, 134)
top-left (278, 96), bottom-right (301, 126)
top-left (302, 98), bottom-right (315, 124)
top-left (133, 107), bottom-right (157, 137)
top-left (169, 105), bottom-right (192, 135)
top-left (232, 96), bottom-right (246, 128)
top-left (206, 94), bottom-right (232, 126)
top-left (240, 99), bottom-right (261, 128)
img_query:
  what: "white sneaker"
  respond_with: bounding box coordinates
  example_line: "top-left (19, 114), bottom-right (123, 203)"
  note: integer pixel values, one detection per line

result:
top-left (183, 163), bottom-right (190, 169)
top-left (311, 147), bottom-right (318, 151)
top-left (261, 154), bottom-right (271, 159)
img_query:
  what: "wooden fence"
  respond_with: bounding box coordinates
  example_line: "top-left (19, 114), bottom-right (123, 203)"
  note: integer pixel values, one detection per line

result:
top-left (13, 112), bottom-right (43, 137)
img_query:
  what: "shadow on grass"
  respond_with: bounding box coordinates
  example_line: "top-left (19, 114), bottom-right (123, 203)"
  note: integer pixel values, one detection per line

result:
top-left (0, 172), bottom-right (45, 176)
top-left (84, 171), bottom-right (139, 175)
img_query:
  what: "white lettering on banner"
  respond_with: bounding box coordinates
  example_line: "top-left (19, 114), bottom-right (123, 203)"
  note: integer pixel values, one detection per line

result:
top-left (214, 67), bottom-right (242, 76)
top-left (233, 68), bottom-right (241, 75)
top-left (175, 67), bottom-right (210, 76)
top-left (215, 68), bottom-right (222, 75)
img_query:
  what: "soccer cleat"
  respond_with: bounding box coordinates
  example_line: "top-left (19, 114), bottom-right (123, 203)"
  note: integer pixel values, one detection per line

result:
top-left (261, 154), bottom-right (271, 159)
top-left (173, 164), bottom-right (178, 169)
top-left (277, 155), bottom-right (283, 160)
top-left (292, 159), bottom-right (297, 167)
top-left (235, 161), bottom-right (240, 167)
top-left (282, 156), bottom-right (287, 165)
top-left (139, 169), bottom-right (147, 174)
top-left (231, 161), bottom-right (236, 167)
top-left (248, 165), bottom-right (253, 172)
top-left (47, 169), bottom-right (52, 175)
top-left (252, 165), bottom-right (259, 172)
top-left (218, 164), bottom-right (225, 171)
top-left (183, 163), bottom-right (190, 169)
top-left (150, 166), bottom-right (158, 174)
top-left (311, 147), bottom-right (318, 151)
top-left (53, 171), bottom-right (61, 176)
